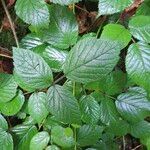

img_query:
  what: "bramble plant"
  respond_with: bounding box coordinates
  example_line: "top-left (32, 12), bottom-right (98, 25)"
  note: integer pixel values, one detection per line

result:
top-left (0, 0), bottom-right (150, 149)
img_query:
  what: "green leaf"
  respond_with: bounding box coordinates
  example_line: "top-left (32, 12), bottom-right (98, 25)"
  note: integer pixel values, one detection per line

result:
top-left (28, 92), bottom-right (49, 124)
top-left (43, 46), bottom-right (68, 72)
top-left (20, 33), bottom-right (43, 49)
top-left (13, 47), bottom-right (53, 92)
top-left (15, 0), bottom-right (49, 28)
top-left (0, 73), bottom-right (17, 103)
top-left (30, 131), bottom-right (50, 150)
top-left (0, 90), bottom-right (25, 116)
top-left (0, 128), bottom-right (13, 150)
top-left (101, 24), bottom-right (131, 49)
top-left (46, 145), bottom-right (60, 150)
top-left (39, 5), bottom-right (78, 49)
top-left (77, 125), bottom-right (104, 147)
top-left (47, 85), bottom-right (81, 124)
top-left (98, 0), bottom-right (133, 15)
top-left (12, 125), bottom-right (38, 150)
top-left (51, 126), bottom-right (75, 148)
top-left (0, 114), bottom-right (8, 130)
top-left (64, 38), bottom-right (122, 83)
top-left (99, 97), bottom-right (120, 125)
top-left (129, 15), bottom-right (150, 43)
top-left (126, 42), bottom-right (150, 92)
top-left (51, 0), bottom-right (80, 5)
top-left (130, 121), bottom-right (150, 138)
top-left (79, 95), bottom-right (100, 124)
top-left (116, 87), bottom-right (150, 122)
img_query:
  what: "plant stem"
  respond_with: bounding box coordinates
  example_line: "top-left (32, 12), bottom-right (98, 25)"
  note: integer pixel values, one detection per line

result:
top-left (0, 54), bottom-right (12, 59)
top-left (53, 75), bottom-right (65, 85)
top-left (123, 136), bottom-right (126, 150)
top-left (1, 0), bottom-right (19, 48)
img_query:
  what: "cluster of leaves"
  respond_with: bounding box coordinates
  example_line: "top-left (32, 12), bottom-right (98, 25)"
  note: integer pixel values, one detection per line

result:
top-left (0, 0), bottom-right (150, 149)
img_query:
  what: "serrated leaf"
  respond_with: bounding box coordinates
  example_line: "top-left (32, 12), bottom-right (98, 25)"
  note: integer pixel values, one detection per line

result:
top-left (101, 24), bottom-right (131, 49)
top-left (46, 145), bottom-right (60, 150)
top-left (0, 129), bottom-right (13, 150)
top-left (0, 73), bottom-right (17, 103)
top-left (99, 97), bottom-right (120, 125)
top-left (12, 125), bottom-right (38, 150)
top-left (30, 131), bottom-right (50, 150)
top-left (15, 0), bottom-right (49, 28)
top-left (43, 46), bottom-right (68, 72)
top-left (80, 95), bottom-right (100, 124)
top-left (13, 47), bottom-right (53, 92)
top-left (126, 42), bottom-right (150, 92)
top-left (129, 15), bottom-right (150, 43)
top-left (51, 126), bottom-right (75, 148)
top-left (28, 92), bottom-right (49, 124)
top-left (64, 38), bottom-right (122, 83)
top-left (77, 125), bottom-right (104, 147)
top-left (98, 0), bottom-right (134, 15)
top-left (130, 121), bottom-right (150, 138)
top-left (116, 87), bottom-right (150, 122)
top-left (0, 90), bottom-right (25, 116)
top-left (51, 0), bottom-right (80, 5)
top-left (47, 85), bottom-right (81, 124)
top-left (39, 5), bottom-right (78, 49)
top-left (0, 114), bottom-right (8, 130)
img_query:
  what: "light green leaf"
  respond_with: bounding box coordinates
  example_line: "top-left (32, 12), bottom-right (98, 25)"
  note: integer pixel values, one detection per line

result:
top-left (101, 24), bottom-right (131, 49)
top-left (0, 114), bottom-right (8, 130)
top-left (51, 126), bottom-right (75, 148)
top-left (46, 145), bottom-right (60, 150)
top-left (30, 131), bottom-right (50, 150)
top-left (99, 97), bottom-right (120, 125)
top-left (0, 128), bottom-right (13, 150)
top-left (0, 73), bottom-right (17, 103)
top-left (98, 0), bottom-right (133, 15)
top-left (12, 125), bottom-right (38, 150)
top-left (0, 90), bottom-right (25, 116)
top-left (13, 47), bottom-right (53, 92)
top-left (15, 0), bottom-right (49, 28)
top-left (77, 125), bottom-right (104, 147)
top-left (80, 95), bottom-right (100, 124)
top-left (43, 46), bottom-right (68, 72)
top-left (130, 121), bottom-right (150, 138)
top-left (116, 87), bottom-right (150, 122)
top-left (28, 92), bottom-right (49, 124)
top-left (64, 38), bottom-right (122, 83)
top-left (47, 85), bottom-right (81, 124)
top-left (126, 42), bottom-right (150, 92)
top-left (129, 15), bottom-right (150, 43)
top-left (39, 5), bottom-right (78, 49)
top-left (51, 0), bottom-right (80, 5)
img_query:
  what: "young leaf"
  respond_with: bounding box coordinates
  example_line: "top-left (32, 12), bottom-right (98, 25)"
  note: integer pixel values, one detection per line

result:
top-left (43, 46), bottom-right (68, 72)
top-left (39, 5), bottom-right (78, 49)
top-left (126, 42), bottom-right (150, 92)
top-left (28, 92), bottom-right (49, 124)
top-left (129, 15), bottom-right (150, 43)
top-left (13, 47), bottom-right (53, 92)
top-left (51, 126), bottom-right (75, 148)
top-left (0, 90), bottom-right (25, 116)
top-left (0, 73), bottom-right (17, 103)
top-left (0, 128), bottom-right (13, 150)
top-left (12, 125), bottom-right (38, 150)
top-left (99, 97), bottom-right (120, 125)
top-left (64, 38), bottom-right (122, 83)
top-left (47, 85), bottom-right (81, 124)
top-left (101, 24), bottom-right (131, 49)
top-left (77, 125), bottom-right (104, 147)
top-left (15, 0), bottom-right (49, 28)
top-left (116, 87), bottom-right (150, 122)
top-left (98, 0), bottom-right (134, 15)
top-left (0, 114), bottom-right (8, 130)
top-left (51, 0), bottom-right (80, 5)
top-left (30, 131), bottom-right (50, 150)
top-left (46, 145), bottom-right (60, 150)
top-left (79, 95), bottom-right (100, 124)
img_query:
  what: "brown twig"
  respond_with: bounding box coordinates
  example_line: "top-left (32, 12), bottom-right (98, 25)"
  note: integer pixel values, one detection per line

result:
top-left (0, 47), bottom-right (12, 59)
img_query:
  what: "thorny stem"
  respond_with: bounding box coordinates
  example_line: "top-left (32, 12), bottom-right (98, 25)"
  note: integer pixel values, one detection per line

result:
top-left (1, 0), bottom-right (19, 48)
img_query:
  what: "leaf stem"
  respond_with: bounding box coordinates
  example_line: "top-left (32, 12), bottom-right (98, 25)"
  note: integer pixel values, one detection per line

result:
top-left (53, 75), bottom-right (65, 85)
top-left (123, 136), bottom-right (126, 150)
top-left (1, 0), bottom-right (19, 48)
